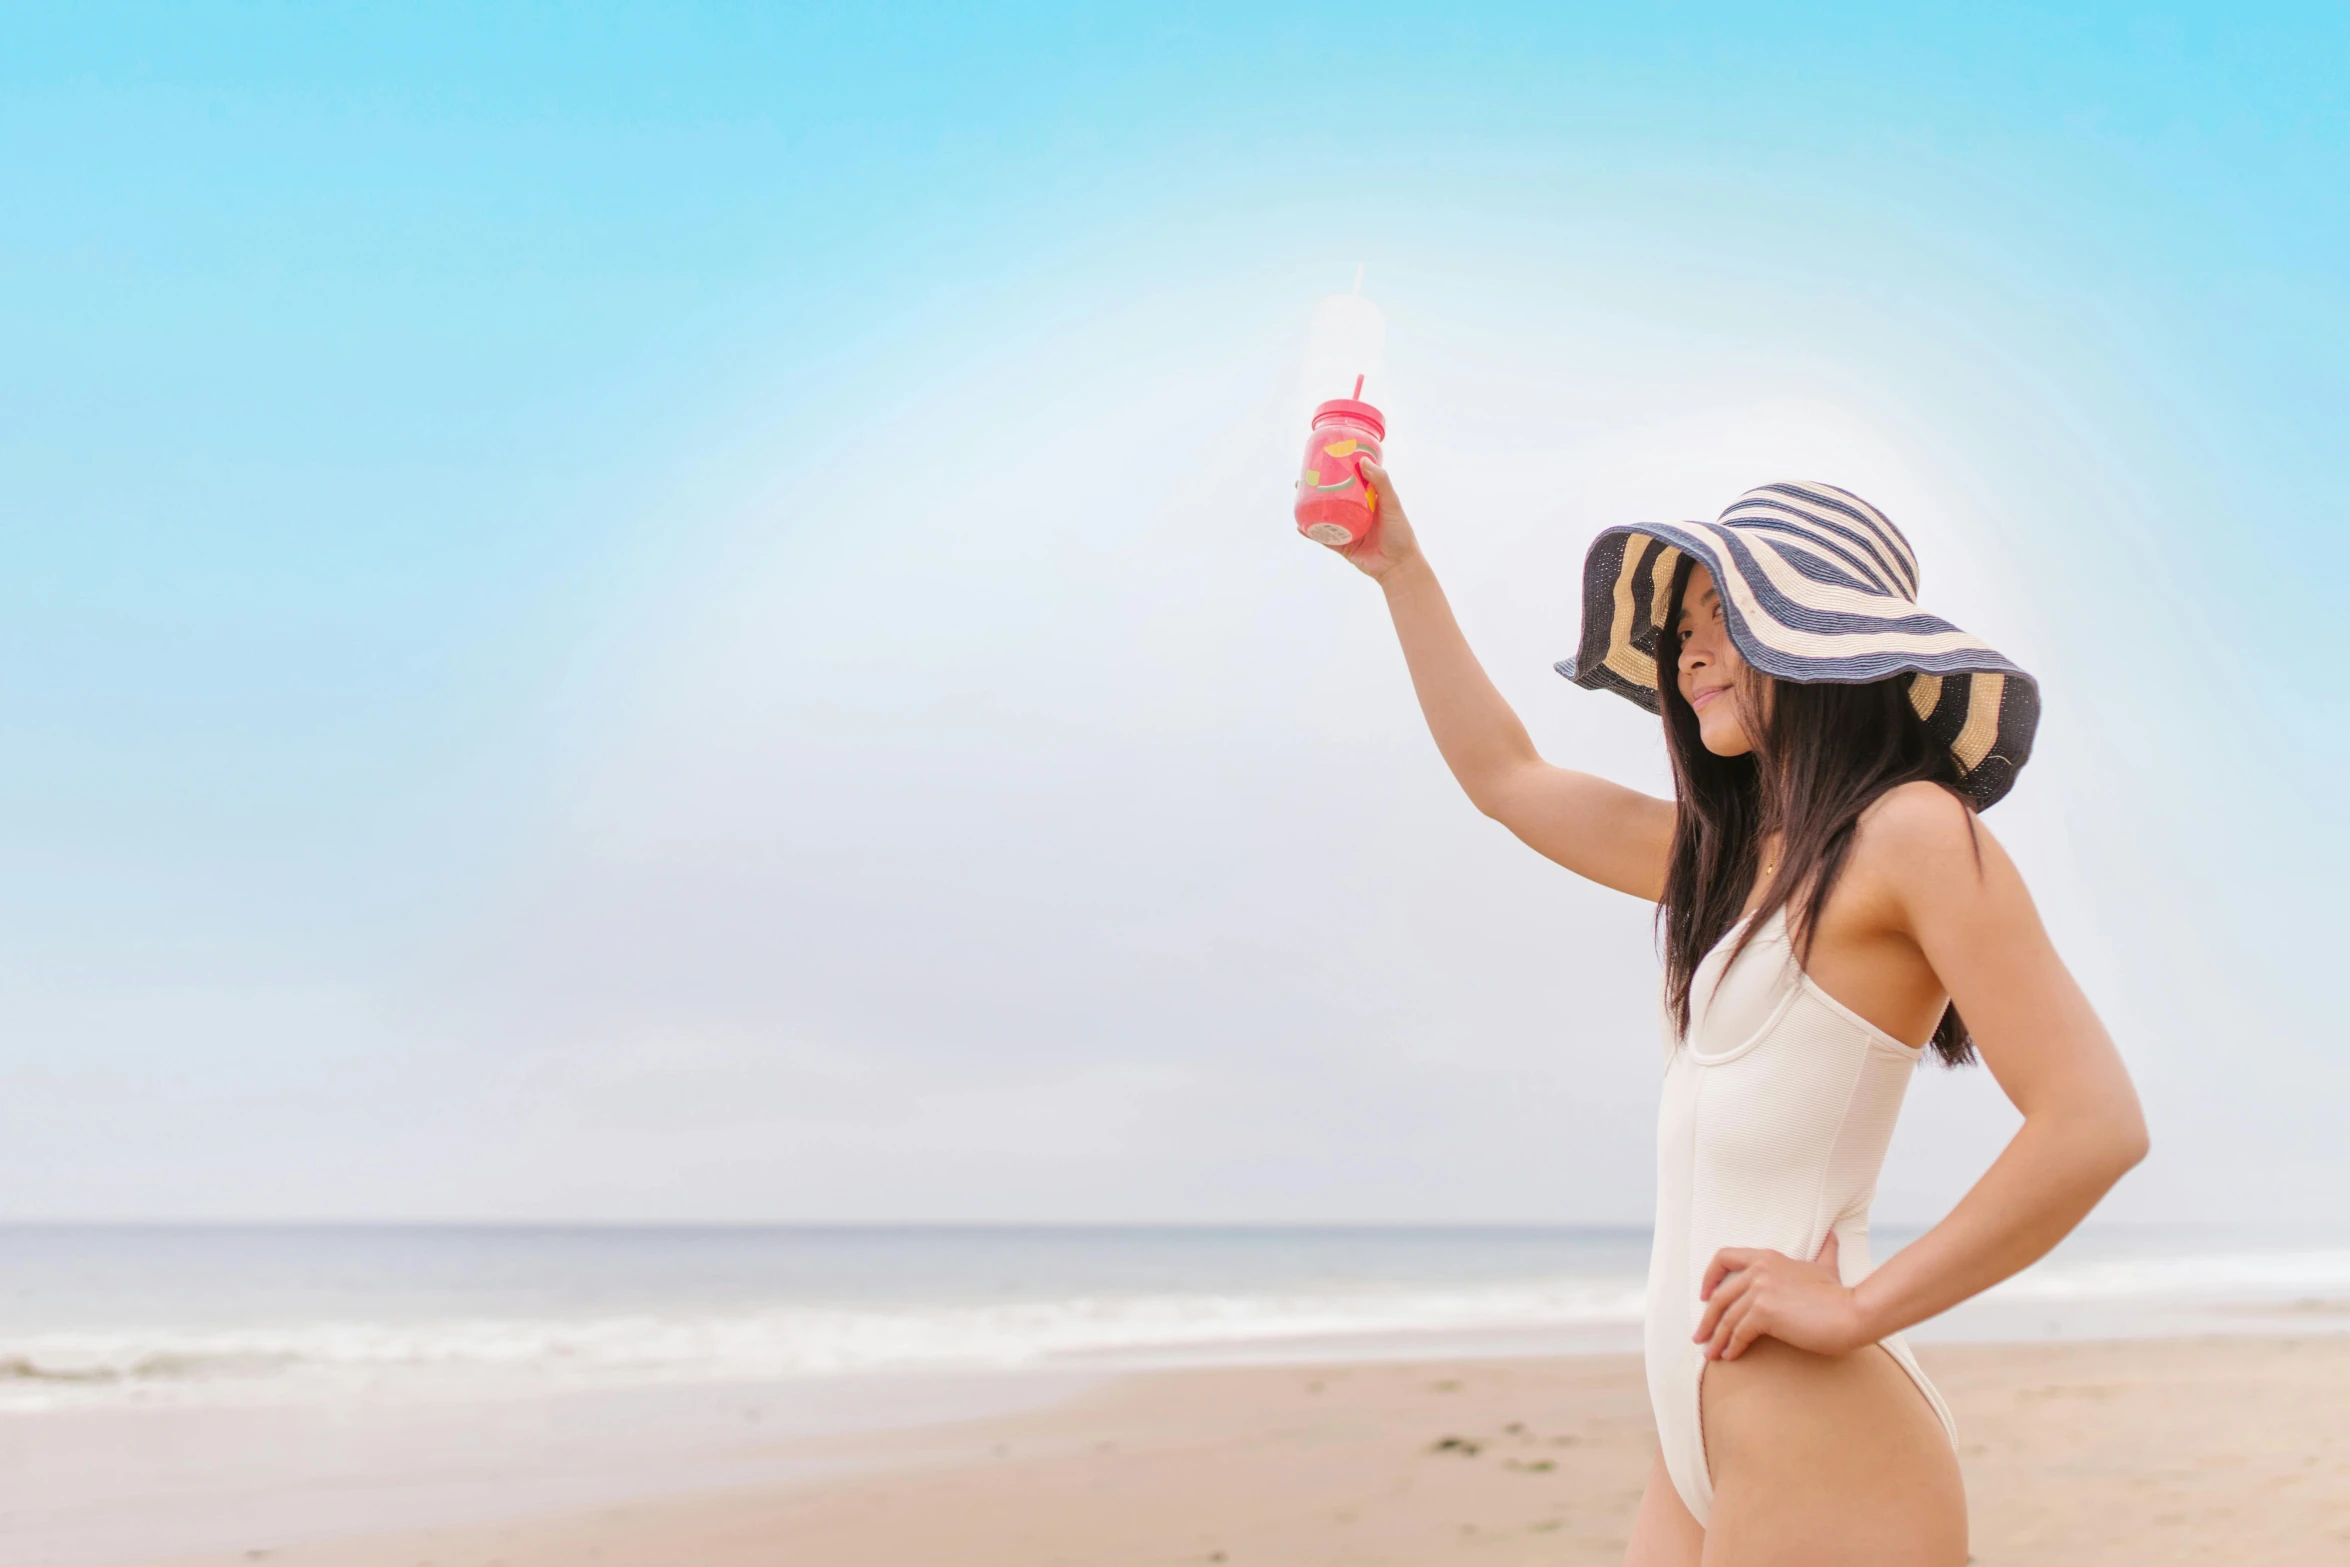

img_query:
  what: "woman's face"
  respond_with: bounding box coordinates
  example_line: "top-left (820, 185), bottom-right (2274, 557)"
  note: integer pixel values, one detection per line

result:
top-left (1674, 565), bottom-right (1762, 757)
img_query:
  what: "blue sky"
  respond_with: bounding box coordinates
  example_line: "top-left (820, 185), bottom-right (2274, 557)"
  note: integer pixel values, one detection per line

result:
top-left (1, 4), bottom-right (2343, 1220)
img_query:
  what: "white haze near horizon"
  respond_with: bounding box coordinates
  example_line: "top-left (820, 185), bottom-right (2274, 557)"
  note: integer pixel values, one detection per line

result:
top-left (10, 260), bottom-right (2336, 1229)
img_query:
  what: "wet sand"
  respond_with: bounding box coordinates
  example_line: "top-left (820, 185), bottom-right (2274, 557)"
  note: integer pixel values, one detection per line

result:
top-left (139, 1335), bottom-right (2350, 1566)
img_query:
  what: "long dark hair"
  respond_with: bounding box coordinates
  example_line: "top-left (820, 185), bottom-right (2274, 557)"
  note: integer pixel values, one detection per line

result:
top-left (1657, 556), bottom-right (1977, 1067)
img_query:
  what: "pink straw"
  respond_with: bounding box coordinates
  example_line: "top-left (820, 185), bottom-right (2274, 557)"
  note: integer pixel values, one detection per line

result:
top-left (1352, 374), bottom-right (1365, 400)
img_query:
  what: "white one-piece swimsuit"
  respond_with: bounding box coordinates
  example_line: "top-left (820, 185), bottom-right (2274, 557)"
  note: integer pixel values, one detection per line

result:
top-left (1646, 906), bottom-right (1958, 1526)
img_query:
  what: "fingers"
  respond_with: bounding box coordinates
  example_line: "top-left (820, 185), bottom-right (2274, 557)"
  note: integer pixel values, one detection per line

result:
top-left (1692, 1265), bottom-right (1752, 1348)
top-left (1814, 1229), bottom-right (1842, 1269)
top-left (1357, 460), bottom-right (1402, 512)
top-left (1722, 1297), bottom-right (1771, 1360)
top-left (1700, 1247), bottom-right (1763, 1300)
top-left (1705, 1287), bottom-right (1756, 1360)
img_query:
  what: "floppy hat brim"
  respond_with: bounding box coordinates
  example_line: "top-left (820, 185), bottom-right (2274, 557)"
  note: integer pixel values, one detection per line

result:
top-left (1554, 520), bottom-right (2040, 809)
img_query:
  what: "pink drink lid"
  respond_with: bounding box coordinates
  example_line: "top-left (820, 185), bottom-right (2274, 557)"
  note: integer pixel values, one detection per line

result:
top-left (1310, 398), bottom-right (1385, 439)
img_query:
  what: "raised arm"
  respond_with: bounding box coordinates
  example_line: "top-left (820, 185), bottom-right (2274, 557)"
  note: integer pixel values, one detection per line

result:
top-left (1337, 462), bottom-right (1673, 901)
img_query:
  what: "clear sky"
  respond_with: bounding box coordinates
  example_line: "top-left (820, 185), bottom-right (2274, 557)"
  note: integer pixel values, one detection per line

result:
top-left (2, 4), bottom-right (2343, 1222)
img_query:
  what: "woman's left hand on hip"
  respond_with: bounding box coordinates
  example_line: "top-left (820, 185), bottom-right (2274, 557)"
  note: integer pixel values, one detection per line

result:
top-left (1693, 1231), bottom-right (1870, 1360)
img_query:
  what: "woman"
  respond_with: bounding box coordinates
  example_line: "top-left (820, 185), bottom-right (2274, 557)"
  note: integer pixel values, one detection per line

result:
top-left (1329, 470), bottom-right (2147, 1565)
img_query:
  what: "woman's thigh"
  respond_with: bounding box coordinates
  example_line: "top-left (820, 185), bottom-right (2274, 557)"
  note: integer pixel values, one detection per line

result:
top-left (1623, 1448), bottom-right (1705, 1567)
top-left (1698, 1339), bottom-right (1967, 1567)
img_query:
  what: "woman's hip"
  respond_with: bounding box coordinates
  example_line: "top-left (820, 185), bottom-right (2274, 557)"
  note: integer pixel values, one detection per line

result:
top-left (1695, 1336), bottom-right (1966, 1566)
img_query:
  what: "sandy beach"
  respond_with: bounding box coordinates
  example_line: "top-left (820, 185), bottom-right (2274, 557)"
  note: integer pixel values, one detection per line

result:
top-left (129, 1333), bottom-right (2350, 1567)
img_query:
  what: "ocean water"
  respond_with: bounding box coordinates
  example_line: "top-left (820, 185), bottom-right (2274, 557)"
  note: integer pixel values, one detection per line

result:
top-left (3, 1222), bottom-right (2347, 1416)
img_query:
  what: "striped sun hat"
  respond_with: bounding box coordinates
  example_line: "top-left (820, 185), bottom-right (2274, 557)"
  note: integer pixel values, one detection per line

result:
top-left (1554, 481), bottom-right (2039, 808)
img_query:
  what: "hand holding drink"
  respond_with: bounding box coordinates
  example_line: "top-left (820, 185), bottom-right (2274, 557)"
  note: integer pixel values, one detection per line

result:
top-left (1293, 374), bottom-right (1415, 579)
top-left (1294, 375), bottom-right (1386, 550)
top-left (1293, 271), bottom-right (1400, 564)
top-left (1335, 457), bottom-right (1415, 580)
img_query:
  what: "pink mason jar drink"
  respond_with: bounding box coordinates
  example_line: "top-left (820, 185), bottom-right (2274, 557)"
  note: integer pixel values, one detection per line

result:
top-left (1293, 396), bottom-right (1385, 548)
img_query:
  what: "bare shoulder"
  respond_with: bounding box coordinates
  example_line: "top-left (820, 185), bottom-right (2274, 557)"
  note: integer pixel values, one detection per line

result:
top-left (1848, 780), bottom-right (2026, 924)
top-left (1856, 780), bottom-right (1986, 862)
